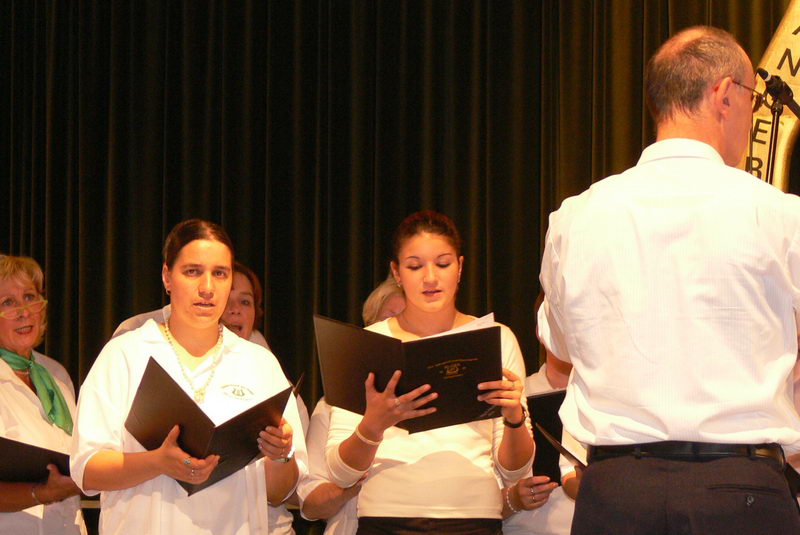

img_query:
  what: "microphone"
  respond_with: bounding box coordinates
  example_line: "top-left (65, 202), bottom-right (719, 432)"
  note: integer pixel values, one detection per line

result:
top-left (756, 68), bottom-right (800, 117)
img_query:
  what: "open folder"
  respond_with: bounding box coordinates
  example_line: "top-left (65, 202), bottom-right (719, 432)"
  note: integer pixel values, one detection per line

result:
top-left (124, 357), bottom-right (292, 495)
top-left (527, 390), bottom-right (587, 483)
top-left (313, 314), bottom-right (502, 433)
top-left (0, 436), bottom-right (70, 482)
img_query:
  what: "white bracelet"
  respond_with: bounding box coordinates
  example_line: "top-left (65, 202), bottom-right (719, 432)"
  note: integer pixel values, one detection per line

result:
top-left (505, 485), bottom-right (521, 514)
top-left (31, 483), bottom-right (45, 506)
top-left (354, 426), bottom-right (382, 447)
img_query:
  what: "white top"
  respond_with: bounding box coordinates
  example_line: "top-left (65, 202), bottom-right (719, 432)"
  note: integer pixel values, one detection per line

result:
top-left (502, 366), bottom-right (573, 535)
top-left (538, 138), bottom-right (800, 452)
top-left (71, 320), bottom-right (308, 535)
top-left (113, 305), bottom-right (305, 535)
top-left (0, 351), bottom-right (87, 535)
top-left (296, 398), bottom-right (358, 535)
top-left (326, 318), bottom-right (532, 519)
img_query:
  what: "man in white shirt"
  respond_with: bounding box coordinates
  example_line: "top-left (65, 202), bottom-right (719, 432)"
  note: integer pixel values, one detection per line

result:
top-left (538, 25), bottom-right (800, 534)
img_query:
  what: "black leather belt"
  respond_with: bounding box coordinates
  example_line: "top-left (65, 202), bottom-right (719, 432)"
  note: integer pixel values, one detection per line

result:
top-left (587, 441), bottom-right (785, 466)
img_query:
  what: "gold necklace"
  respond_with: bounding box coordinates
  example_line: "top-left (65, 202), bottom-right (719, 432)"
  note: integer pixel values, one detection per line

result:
top-left (162, 321), bottom-right (224, 403)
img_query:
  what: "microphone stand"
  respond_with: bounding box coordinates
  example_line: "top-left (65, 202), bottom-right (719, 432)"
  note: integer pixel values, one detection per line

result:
top-left (757, 68), bottom-right (800, 184)
top-left (765, 97), bottom-right (783, 185)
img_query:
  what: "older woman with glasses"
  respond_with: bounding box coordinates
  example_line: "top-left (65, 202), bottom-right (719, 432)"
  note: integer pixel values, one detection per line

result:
top-left (0, 255), bottom-right (86, 534)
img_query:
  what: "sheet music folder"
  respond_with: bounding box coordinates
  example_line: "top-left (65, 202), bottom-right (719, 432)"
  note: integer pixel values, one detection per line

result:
top-left (0, 436), bottom-right (70, 482)
top-left (313, 314), bottom-right (503, 433)
top-left (124, 357), bottom-right (292, 495)
top-left (528, 390), bottom-right (569, 483)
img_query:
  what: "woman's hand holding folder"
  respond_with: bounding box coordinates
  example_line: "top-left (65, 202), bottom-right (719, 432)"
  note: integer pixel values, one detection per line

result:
top-left (358, 370), bottom-right (439, 442)
top-left (157, 425), bottom-right (220, 484)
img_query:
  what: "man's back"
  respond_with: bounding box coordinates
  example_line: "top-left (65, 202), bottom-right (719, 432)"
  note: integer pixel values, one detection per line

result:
top-left (541, 138), bottom-right (800, 451)
top-left (538, 25), bottom-right (800, 535)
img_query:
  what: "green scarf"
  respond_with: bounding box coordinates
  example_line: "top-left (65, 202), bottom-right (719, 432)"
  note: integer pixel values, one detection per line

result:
top-left (0, 348), bottom-right (73, 435)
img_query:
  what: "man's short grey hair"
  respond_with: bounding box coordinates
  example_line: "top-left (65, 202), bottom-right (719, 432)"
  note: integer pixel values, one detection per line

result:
top-left (646, 26), bottom-right (748, 124)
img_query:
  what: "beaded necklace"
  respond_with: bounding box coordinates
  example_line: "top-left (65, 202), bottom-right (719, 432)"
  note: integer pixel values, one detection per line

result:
top-left (162, 321), bottom-right (224, 403)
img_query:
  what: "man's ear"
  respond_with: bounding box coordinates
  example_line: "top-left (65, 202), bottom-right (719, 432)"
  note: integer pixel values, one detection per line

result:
top-left (714, 77), bottom-right (735, 118)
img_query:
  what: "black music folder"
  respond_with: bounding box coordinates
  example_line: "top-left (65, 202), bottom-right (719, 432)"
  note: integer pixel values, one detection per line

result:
top-left (528, 390), bottom-right (573, 483)
top-left (124, 357), bottom-right (292, 495)
top-left (0, 436), bottom-right (70, 482)
top-left (313, 314), bottom-right (503, 433)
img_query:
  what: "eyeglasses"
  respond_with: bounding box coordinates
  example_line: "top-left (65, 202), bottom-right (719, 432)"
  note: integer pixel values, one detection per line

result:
top-left (0, 299), bottom-right (48, 320)
top-left (732, 80), bottom-right (765, 113)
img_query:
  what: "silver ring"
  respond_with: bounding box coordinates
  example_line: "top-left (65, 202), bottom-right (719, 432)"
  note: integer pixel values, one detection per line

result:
top-left (530, 487), bottom-right (536, 496)
top-left (183, 458), bottom-right (191, 466)
top-left (394, 398), bottom-right (401, 407)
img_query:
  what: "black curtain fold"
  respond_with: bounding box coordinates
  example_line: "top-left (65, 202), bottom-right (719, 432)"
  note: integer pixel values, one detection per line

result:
top-left (1, 0), bottom-right (791, 404)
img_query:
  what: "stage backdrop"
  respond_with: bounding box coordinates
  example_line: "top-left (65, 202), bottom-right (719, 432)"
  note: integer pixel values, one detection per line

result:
top-left (1, 0), bottom-right (790, 404)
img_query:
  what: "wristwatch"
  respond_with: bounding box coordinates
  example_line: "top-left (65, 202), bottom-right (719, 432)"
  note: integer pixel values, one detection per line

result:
top-left (275, 444), bottom-right (295, 463)
top-left (503, 406), bottom-right (527, 428)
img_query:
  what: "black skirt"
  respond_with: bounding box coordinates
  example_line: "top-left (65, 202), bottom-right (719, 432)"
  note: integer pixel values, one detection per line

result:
top-left (356, 516), bottom-right (502, 535)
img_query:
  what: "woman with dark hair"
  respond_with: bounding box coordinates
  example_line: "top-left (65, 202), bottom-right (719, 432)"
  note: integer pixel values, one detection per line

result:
top-left (325, 210), bottom-right (534, 535)
top-left (221, 261), bottom-right (266, 342)
top-left (71, 219), bottom-right (306, 534)
top-left (0, 255), bottom-right (87, 534)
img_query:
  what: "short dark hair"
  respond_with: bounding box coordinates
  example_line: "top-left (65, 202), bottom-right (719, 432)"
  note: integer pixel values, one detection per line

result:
top-left (645, 26), bottom-right (747, 124)
top-left (391, 210), bottom-right (463, 261)
top-left (234, 260), bottom-right (264, 323)
top-left (162, 219), bottom-right (235, 269)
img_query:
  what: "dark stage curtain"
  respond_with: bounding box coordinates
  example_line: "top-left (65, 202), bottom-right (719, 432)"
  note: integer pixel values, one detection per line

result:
top-left (0, 0), bottom-right (791, 405)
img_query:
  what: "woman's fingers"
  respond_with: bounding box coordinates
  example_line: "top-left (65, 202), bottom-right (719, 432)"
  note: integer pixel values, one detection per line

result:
top-left (257, 420), bottom-right (294, 460)
top-left (408, 391), bottom-right (438, 409)
top-left (515, 476), bottom-right (558, 510)
top-left (479, 368), bottom-right (523, 392)
top-left (477, 388), bottom-right (521, 402)
top-left (398, 382), bottom-right (432, 404)
top-left (174, 454), bottom-right (220, 483)
top-left (158, 425), bottom-right (222, 481)
top-left (477, 368), bottom-right (523, 407)
top-left (501, 367), bottom-right (521, 383)
top-left (383, 370), bottom-right (402, 395)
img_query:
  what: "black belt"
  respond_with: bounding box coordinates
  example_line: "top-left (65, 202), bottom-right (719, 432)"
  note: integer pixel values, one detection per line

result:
top-left (587, 441), bottom-right (785, 466)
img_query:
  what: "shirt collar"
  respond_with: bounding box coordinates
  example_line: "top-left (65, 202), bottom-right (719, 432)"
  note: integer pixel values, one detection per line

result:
top-left (0, 349), bottom-right (41, 383)
top-left (637, 138), bottom-right (725, 167)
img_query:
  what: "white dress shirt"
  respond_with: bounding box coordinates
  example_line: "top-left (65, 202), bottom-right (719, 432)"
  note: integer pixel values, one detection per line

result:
top-left (539, 138), bottom-right (800, 452)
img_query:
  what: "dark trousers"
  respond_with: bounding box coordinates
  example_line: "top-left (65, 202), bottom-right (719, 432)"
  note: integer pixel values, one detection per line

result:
top-left (571, 455), bottom-right (800, 535)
